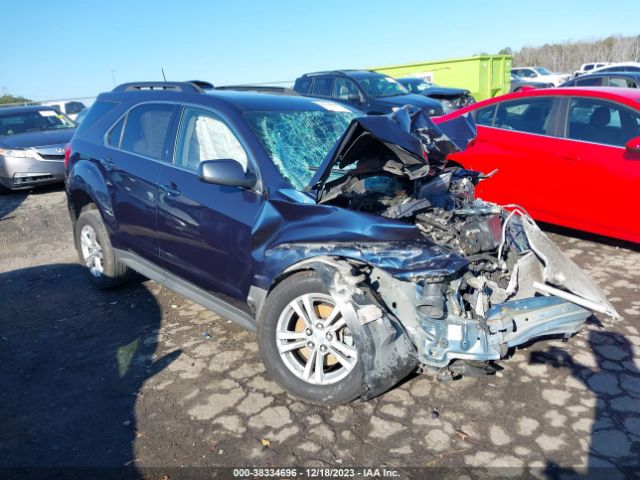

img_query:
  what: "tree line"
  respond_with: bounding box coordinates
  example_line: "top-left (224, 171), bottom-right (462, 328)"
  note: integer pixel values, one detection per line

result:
top-left (498, 35), bottom-right (640, 73)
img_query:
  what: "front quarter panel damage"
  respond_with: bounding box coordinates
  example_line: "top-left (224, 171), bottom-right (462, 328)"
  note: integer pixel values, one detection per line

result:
top-left (284, 257), bottom-right (418, 400)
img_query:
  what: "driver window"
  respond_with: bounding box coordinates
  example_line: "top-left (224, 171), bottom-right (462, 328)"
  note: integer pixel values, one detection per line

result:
top-left (175, 107), bottom-right (248, 172)
top-left (334, 78), bottom-right (359, 100)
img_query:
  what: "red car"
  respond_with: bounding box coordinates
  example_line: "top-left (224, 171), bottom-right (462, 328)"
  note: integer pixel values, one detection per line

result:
top-left (436, 87), bottom-right (640, 243)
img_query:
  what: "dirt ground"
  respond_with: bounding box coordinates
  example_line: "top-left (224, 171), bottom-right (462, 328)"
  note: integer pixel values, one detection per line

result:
top-left (1, 186), bottom-right (639, 479)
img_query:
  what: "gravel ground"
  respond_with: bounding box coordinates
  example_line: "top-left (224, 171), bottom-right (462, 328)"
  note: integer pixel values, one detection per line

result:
top-left (1, 186), bottom-right (639, 479)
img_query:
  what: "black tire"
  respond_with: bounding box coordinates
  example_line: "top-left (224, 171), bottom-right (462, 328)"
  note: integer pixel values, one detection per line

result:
top-left (74, 209), bottom-right (131, 289)
top-left (258, 271), bottom-right (364, 404)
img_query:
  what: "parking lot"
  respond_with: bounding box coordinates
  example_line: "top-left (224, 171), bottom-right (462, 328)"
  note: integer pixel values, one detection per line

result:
top-left (0, 186), bottom-right (638, 478)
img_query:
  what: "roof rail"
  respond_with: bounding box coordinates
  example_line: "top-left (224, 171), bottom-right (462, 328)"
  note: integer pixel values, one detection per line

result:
top-left (301, 69), bottom-right (368, 77)
top-left (215, 85), bottom-right (300, 96)
top-left (112, 82), bottom-right (204, 93)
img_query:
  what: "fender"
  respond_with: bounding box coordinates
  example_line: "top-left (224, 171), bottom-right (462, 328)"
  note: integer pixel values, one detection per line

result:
top-left (280, 257), bottom-right (418, 400)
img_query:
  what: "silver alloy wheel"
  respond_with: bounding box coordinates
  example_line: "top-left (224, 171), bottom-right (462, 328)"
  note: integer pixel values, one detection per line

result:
top-left (275, 293), bottom-right (357, 385)
top-left (80, 224), bottom-right (104, 277)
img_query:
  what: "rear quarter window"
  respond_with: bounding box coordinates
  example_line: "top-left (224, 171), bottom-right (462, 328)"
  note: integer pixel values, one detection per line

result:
top-left (75, 100), bottom-right (120, 136)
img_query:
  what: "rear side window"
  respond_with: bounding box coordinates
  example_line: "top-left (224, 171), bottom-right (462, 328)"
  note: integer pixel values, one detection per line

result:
top-left (607, 77), bottom-right (637, 88)
top-left (576, 76), bottom-right (603, 87)
top-left (495, 97), bottom-right (555, 135)
top-left (118, 104), bottom-right (176, 160)
top-left (311, 77), bottom-right (334, 97)
top-left (474, 105), bottom-right (496, 126)
top-left (76, 100), bottom-right (119, 136)
top-left (567, 99), bottom-right (640, 147)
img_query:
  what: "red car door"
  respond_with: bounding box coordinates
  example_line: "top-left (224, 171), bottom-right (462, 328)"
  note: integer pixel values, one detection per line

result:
top-left (448, 96), bottom-right (563, 218)
top-left (550, 96), bottom-right (640, 242)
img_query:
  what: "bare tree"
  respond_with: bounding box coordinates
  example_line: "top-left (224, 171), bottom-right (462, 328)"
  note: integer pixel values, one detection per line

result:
top-left (510, 34), bottom-right (640, 72)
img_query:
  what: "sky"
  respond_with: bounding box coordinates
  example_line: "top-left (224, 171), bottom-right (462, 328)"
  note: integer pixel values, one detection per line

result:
top-left (2, 0), bottom-right (639, 101)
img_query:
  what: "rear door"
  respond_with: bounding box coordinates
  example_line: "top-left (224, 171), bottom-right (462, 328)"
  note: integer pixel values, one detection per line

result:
top-left (551, 97), bottom-right (640, 239)
top-left (105, 102), bottom-right (178, 259)
top-left (156, 105), bottom-right (263, 302)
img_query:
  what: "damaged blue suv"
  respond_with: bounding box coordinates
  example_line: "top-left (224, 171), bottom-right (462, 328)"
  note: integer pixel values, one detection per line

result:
top-left (66, 82), bottom-right (616, 404)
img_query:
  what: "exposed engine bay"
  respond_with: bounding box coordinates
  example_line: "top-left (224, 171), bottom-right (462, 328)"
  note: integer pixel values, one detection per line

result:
top-left (303, 106), bottom-right (618, 380)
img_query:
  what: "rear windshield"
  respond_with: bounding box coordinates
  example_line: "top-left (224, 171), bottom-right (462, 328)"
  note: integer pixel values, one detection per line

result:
top-left (0, 109), bottom-right (75, 136)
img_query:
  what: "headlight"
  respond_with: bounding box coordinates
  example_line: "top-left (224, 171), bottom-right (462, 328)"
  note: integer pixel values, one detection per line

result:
top-left (0, 148), bottom-right (34, 158)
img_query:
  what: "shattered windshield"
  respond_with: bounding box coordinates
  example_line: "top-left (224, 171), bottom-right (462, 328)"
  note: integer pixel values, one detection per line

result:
top-left (244, 109), bottom-right (357, 189)
top-left (356, 76), bottom-right (409, 98)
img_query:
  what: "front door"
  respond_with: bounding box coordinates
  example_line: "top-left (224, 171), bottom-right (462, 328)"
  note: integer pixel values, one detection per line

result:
top-left (551, 97), bottom-right (640, 239)
top-left (156, 106), bottom-right (263, 302)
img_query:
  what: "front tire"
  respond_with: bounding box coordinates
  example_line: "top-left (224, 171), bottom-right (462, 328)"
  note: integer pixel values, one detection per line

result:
top-left (75, 209), bottom-right (131, 289)
top-left (258, 271), bottom-right (364, 404)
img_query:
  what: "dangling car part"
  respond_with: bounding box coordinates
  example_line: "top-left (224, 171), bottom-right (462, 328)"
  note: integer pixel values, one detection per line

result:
top-left (276, 105), bottom-right (618, 393)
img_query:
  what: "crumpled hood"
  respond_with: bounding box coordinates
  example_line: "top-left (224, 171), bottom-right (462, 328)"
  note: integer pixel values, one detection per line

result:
top-left (419, 86), bottom-right (469, 98)
top-left (307, 106), bottom-right (477, 196)
top-left (0, 128), bottom-right (75, 149)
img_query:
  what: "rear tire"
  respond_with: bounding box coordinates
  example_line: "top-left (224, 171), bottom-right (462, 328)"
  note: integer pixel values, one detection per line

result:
top-left (75, 209), bottom-right (131, 289)
top-left (258, 271), bottom-right (364, 404)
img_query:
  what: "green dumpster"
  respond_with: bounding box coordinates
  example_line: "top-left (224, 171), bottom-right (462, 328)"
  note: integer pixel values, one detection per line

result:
top-left (372, 55), bottom-right (512, 101)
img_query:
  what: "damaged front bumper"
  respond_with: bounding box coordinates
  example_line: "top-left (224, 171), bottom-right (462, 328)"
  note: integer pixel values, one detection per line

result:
top-left (419, 296), bottom-right (590, 367)
top-left (278, 217), bottom-right (614, 399)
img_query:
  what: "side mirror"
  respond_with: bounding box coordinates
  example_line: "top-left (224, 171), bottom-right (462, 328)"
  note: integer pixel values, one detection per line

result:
top-left (199, 159), bottom-right (256, 188)
top-left (625, 136), bottom-right (640, 154)
top-left (347, 92), bottom-right (362, 103)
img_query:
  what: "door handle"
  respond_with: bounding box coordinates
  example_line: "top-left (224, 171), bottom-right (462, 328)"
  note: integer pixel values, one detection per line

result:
top-left (159, 182), bottom-right (180, 197)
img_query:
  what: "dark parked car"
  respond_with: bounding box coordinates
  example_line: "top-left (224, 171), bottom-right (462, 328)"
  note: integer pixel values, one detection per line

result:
top-left (396, 77), bottom-right (474, 113)
top-left (509, 73), bottom-right (554, 92)
top-left (0, 105), bottom-right (76, 192)
top-left (559, 72), bottom-right (640, 89)
top-left (293, 70), bottom-right (444, 116)
top-left (65, 82), bottom-right (615, 404)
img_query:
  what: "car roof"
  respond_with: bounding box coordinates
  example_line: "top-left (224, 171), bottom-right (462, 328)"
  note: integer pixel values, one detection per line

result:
top-left (300, 69), bottom-right (385, 79)
top-left (101, 83), bottom-right (359, 114)
top-left (0, 105), bottom-right (59, 115)
top-left (576, 71), bottom-right (640, 78)
top-left (204, 89), bottom-right (355, 112)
